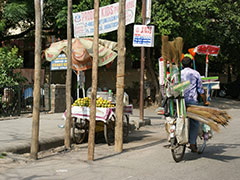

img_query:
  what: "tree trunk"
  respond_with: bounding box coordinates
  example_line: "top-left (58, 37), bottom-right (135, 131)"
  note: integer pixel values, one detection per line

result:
top-left (30, 0), bottom-right (42, 160)
top-left (64, 0), bottom-right (72, 149)
top-left (115, 0), bottom-right (126, 153)
top-left (88, 0), bottom-right (99, 161)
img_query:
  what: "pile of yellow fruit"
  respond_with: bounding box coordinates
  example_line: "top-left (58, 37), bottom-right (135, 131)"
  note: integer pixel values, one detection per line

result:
top-left (72, 97), bottom-right (115, 108)
top-left (96, 97), bottom-right (115, 108)
top-left (72, 97), bottom-right (91, 107)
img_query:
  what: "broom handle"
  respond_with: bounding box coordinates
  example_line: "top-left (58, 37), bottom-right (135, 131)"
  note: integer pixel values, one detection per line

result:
top-left (193, 57), bottom-right (196, 70)
top-left (176, 97), bottom-right (180, 118)
top-left (205, 54), bottom-right (209, 77)
top-left (182, 94), bottom-right (187, 118)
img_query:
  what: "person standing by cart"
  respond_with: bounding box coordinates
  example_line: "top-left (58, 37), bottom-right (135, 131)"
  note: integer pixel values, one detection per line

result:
top-left (181, 54), bottom-right (210, 152)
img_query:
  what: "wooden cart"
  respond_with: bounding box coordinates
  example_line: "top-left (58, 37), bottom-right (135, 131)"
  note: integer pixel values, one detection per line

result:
top-left (64, 105), bottom-right (133, 145)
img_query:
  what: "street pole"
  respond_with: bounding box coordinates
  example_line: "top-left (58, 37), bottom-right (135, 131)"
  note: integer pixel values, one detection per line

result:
top-left (88, 0), bottom-right (99, 161)
top-left (115, 0), bottom-right (126, 153)
top-left (64, 0), bottom-right (73, 149)
top-left (140, 0), bottom-right (146, 121)
top-left (30, 0), bottom-right (42, 160)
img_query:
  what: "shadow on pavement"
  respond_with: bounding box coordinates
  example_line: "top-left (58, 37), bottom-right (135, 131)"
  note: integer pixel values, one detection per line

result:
top-left (210, 97), bottom-right (240, 109)
top-left (95, 139), bottom-right (166, 161)
top-left (184, 143), bottom-right (240, 162)
top-left (94, 129), bottom-right (166, 161)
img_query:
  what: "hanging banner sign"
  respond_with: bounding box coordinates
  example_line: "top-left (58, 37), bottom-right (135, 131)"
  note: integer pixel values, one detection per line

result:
top-left (73, 0), bottom-right (137, 37)
top-left (133, 25), bottom-right (154, 47)
top-left (50, 54), bottom-right (67, 71)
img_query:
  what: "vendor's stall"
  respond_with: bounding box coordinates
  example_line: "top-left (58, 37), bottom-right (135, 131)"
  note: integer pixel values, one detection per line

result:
top-left (63, 96), bottom-right (133, 145)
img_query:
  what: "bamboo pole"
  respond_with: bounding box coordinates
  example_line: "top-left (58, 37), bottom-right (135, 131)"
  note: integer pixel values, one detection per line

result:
top-left (115, 0), bottom-right (126, 153)
top-left (30, 0), bottom-right (42, 160)
top-left (64, 0), bottom-right (73, 149)
top-left (88, 0), bottom-right (99, 161)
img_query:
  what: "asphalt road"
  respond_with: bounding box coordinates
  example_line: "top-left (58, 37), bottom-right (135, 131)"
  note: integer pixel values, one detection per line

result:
top-left (1, 98), bottom-right (240, 180)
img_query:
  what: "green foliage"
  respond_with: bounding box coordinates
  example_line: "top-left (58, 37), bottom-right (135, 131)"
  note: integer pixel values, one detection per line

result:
top-left (0, 0), bottom-right (34, 39)
top-left (1, 0), bottom-right (240, 78)
top-left (0, 47), bottom-right (26, 87)
top-left (151, 0), bottom-right (240, 76)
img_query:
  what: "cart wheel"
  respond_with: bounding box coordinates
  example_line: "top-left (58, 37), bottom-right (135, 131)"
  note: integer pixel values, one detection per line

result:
top-left (104, 119), bottom-right (115, 146)
top-left (123, 115), bottom-right (129, 142)
top-left (72, 118), bottom-right (88, 144)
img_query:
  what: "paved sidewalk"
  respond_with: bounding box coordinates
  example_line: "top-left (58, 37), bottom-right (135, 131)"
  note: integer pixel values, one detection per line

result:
top-left (0, 106), bottom-right (159, 154)
top-left (0, 113), bottom-right (65, 153)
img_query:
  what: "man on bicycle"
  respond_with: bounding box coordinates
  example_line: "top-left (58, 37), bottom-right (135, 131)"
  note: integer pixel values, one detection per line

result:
top-left (181, 54), bottom-right (210, 152)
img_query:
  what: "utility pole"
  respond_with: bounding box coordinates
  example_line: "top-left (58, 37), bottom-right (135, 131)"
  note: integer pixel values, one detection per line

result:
top-left (64, 0), bottom-right (72, 149)
top-left (115, 0), bottom-right (126, 153)
top-left (30, 0), bottom-right (42, 160)
top-left (139, 0), bottom-right (146, 121)
top-left (88, 0), bottom-right (99, 161)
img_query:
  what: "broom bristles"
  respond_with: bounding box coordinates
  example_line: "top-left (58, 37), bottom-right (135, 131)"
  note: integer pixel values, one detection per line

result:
top-left (161, 36), bottom-right (170, 64)
top-left (161, 36), bottom-right (184, 69)
top-left (187, 106), bottom-right (231, 126)
top-left (187, 112), bottom-right (220, 132)
top-left (174, 37), bottom-right (184, 67)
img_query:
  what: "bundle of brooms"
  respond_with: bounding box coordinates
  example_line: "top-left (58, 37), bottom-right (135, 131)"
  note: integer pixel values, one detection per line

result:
top-left (187, 105), bottom-right (231, 132)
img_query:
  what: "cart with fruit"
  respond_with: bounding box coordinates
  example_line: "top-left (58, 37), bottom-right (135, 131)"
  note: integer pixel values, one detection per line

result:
top-left (68, 96), bottom-right (133, 145)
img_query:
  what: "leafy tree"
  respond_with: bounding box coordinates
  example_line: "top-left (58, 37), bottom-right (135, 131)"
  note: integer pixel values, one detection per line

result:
top-left (0, 0), bottom-right (34, 42)
top-left (151, 0), bottom-right (240, 79)
top-left (0, 0), bottom-right (66, 42)
top-left (0, 46), bottom-right (26, 87)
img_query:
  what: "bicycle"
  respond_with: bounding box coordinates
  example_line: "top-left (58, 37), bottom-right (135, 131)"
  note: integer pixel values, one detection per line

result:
top-left (159, 80), bottom-right (213, 162)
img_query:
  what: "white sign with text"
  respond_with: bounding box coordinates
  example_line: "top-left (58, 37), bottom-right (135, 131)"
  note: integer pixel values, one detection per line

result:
top-left (133, 25), bottom-right (154, 47)
top-left (73, 0), bottom-right (137, 37)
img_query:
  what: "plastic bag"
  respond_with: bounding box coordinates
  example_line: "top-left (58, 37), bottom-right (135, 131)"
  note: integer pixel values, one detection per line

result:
top-left (176, 117), bottom-right (189, 144)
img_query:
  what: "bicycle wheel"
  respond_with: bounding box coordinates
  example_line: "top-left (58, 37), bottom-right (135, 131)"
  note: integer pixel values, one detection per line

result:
top-left (171, 137), bottom-right (186, 162)
top-left (197, 133), bottom-right (207, 154)
top-left (72, 118), bottom-right (88, 144)
top-left (104, 119), bottom-right (115, 146)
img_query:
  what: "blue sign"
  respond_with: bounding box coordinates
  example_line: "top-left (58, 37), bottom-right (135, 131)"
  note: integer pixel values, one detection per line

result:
top-left (51, 54), bottom-right (68, 71)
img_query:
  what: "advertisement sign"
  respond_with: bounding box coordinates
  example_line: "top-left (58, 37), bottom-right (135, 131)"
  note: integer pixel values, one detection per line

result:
top-left (50, 54), bottom-right (67, 71)
top-left (133, 25), bottom-right (154, 47)
top-left (73, 0), bottom-right (137, 37)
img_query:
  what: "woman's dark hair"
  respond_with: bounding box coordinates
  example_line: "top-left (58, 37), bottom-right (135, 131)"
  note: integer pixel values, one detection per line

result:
top-left (181, 57), bottom-right (193, 68)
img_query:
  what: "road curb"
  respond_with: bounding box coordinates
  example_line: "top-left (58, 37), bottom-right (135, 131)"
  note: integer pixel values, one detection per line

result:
top-left (0, 136), bottom-right (65, 154)
top-left (130, 117), bottom-right (151, 130)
